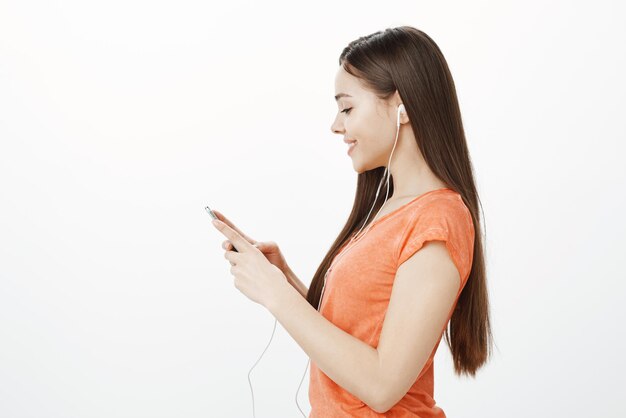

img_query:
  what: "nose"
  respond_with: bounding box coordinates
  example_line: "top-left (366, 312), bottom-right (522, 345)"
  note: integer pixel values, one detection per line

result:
top-left (330, 117), bottom-right (344, 135)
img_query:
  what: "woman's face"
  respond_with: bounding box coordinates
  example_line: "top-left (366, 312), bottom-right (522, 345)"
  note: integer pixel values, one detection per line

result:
top-left (330, 67), bottom-right (398, 173)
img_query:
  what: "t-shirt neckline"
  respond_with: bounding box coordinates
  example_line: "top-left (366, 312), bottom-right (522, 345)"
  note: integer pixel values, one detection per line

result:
top-left (367, 187), bottom-right (454, 228)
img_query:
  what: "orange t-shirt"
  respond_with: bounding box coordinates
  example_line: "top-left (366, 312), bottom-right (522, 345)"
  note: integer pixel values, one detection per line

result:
top-left (309, 188), bottom-right (475, 417)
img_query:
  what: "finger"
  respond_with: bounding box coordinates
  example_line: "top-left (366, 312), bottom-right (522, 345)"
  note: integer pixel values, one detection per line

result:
top-left (224, 249), bottom-right (240, 265)
top-left (212, 209), bottom-right (257, 244)
top-left (212, 219), bottom-right (253, 252)
top-left (222, 240), bottom-right (240, 253)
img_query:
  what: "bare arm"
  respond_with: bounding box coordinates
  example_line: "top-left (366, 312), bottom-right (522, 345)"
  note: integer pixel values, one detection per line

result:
top-left (267, 283), bottom-right (384, 412)
top-left (284, 265), bottom-right (309, 299)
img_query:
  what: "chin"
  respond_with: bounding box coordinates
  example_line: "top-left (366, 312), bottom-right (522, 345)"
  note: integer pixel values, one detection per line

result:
top-left (350, 149), bottom-right (383, 174)
top-left (351, 159), bottom-right (372, 174)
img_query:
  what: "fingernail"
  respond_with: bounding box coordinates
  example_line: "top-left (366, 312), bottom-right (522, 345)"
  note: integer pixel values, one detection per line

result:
top-left (212, 220), bottom-right (220, 227)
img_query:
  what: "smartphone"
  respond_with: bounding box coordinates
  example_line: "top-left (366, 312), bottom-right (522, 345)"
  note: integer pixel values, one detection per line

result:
top-left (205, 206), bottom-right (238, 252)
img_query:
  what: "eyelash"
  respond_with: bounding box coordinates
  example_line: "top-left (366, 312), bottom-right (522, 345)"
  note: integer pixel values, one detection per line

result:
top-left (341, 108), bottom-right (352, 114)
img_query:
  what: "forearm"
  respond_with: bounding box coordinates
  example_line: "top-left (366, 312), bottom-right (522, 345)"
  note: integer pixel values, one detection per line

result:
top-left (267, 282), bottom-right (384, 411)
top-left (284, 265), bottom-right (309, 299)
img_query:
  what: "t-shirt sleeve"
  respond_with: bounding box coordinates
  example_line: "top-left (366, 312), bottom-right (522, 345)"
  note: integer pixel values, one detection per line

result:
top-left (395, 199), bottom-right (475, 287)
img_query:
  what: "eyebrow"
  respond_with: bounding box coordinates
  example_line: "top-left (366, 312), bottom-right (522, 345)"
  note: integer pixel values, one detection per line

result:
top-left (334, 93), bottom-right (352, 101)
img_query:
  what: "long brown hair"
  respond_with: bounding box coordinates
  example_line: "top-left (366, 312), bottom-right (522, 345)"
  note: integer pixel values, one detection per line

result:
top-left (305, 26), bottom-right (494, 377)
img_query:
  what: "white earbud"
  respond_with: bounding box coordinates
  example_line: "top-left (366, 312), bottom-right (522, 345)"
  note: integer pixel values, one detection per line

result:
top-left (397, 104), bottom-right (405, 127)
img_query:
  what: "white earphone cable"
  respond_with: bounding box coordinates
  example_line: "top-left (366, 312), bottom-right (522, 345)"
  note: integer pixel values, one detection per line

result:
top-left (248, 104), bottom-right (405, 418)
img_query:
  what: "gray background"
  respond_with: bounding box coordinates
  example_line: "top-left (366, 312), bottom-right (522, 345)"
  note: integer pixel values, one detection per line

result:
top-left (1, 0), bottom-right (624, 417)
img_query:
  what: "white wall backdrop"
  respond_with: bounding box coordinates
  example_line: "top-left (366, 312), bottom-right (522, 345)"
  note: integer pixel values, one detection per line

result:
top-left (1, 0), bottom-right (625, 417)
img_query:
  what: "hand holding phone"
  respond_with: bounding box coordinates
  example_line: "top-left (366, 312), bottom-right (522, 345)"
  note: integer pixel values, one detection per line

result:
top-left (205, 206), bottom-right (291, 279)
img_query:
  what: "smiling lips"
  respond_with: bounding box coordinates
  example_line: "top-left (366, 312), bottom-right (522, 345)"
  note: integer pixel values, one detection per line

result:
top-left (345, 139), bottom-right (357, 156)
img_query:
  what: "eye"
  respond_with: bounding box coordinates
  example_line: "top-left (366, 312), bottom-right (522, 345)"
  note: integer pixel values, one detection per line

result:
top-left (341, 107), bottom-right (352, 114)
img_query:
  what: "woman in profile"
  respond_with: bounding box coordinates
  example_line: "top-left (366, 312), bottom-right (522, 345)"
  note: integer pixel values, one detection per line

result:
top-left (303, 25), bottom-right (493, 417)
top-left (216, 25), bottom-right (493, 417)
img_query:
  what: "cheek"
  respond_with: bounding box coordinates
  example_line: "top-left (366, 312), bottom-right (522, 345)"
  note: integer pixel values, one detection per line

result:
top-left (346, 108), bottom-right (389, 150)
top-left (347, 113), bottom-right (372, 140)
top-left (352, 117), bottom-right (385, 145)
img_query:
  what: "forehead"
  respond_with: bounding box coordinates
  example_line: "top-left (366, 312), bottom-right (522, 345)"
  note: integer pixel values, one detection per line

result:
top-left (334, 67), bottom-right (364, 99)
